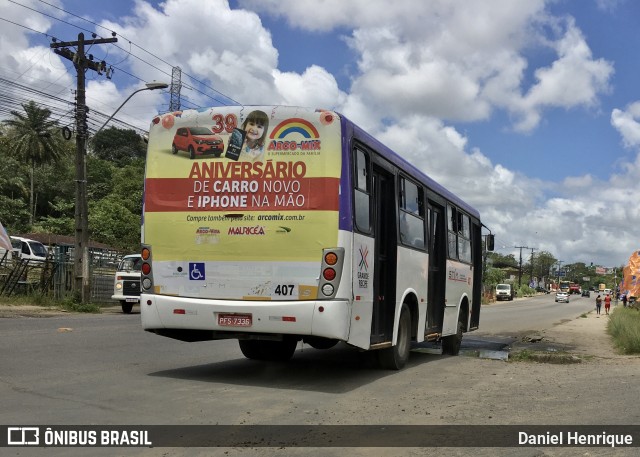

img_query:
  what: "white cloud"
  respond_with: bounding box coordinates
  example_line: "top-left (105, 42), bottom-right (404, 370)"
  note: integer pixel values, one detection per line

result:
top-left (611, 102), bottom-right (640, 148)
top-left (273, 65), bottom-right (347, 109)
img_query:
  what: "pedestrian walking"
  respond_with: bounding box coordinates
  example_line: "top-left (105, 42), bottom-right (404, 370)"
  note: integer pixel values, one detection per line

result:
top-left (595, 294), bottom-right (602, 315)
top-left (622, 294), bottom-right (628, 307)
top-left (604, 293), bottom-right (612, 315)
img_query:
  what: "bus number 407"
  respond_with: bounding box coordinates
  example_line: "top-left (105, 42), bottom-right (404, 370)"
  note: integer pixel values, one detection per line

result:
top-left (275, 285), bottom-right (294, 296)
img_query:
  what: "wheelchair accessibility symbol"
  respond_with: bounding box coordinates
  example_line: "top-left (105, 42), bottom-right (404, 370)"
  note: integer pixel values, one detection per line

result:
top-left (189, 262), bottom-right (205, 280)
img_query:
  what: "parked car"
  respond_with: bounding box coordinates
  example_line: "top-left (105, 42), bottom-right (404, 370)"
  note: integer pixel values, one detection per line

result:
top-left (581, 289), bottom-right (590, 297)
top-left (495, 283), bottom-right (515, 301)
top-left (535, 286), bottom-right (550, 294)
top-left (8, 236), bottom-right (48, 261)
top-left (172, 126), bottom-right (224, 159)
top-left (111, 254), bottom-right (141, 314)
top-left (555, 291), bottom-right (570, 303)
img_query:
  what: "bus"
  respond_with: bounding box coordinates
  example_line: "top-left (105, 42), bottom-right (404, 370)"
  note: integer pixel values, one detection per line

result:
top-left (559, 280), bottom-right (571, 293)
top-left (140, 105), bottom-right (493, 370)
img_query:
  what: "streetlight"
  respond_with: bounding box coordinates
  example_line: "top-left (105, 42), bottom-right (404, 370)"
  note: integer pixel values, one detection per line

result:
top-left (74, 82), bottom-right (168, 304)
top-left (95, 82), bottom-right (169, 135)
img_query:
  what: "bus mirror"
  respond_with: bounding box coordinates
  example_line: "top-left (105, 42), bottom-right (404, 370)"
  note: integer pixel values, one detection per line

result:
top-left (486, 234), bottom-right (495, 251)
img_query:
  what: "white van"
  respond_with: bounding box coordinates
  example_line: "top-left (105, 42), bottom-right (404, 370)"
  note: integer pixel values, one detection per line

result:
top-left (496, 283), bottom-right (515, 301)
top-left (111, 254), bottom-right (142, 314)
top-left (9, 236), bottom-right (48, 261)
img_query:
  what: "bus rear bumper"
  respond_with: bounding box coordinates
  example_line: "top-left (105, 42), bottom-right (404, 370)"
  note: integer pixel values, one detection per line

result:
top-left (140, 294), bottom-right (351, 342)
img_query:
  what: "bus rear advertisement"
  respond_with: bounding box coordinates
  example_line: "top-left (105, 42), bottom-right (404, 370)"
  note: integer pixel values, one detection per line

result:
top-left (140, 105), bottom-right (492, 369)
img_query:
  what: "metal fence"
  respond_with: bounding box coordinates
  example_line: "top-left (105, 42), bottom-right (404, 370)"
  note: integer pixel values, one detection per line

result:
top-left (0, 246), bottom-right (124, 305)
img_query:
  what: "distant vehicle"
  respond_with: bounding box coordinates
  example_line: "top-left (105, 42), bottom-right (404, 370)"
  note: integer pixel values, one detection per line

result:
top-left (111, 254), bottom-right (141, 314)
top-left (569, 283), bottom-right (581, 294)
top-left (8, 236), bottom-right (47, 261)
top-left (535, 286), bottom-right (550, 294)
top-left (555, 291), bottom-right (570, 303)
top-left (603, 288), bottom-right (612, 296)
top-left (172, 126), bottom-right (224, 159)
top-left (559, 280), bottom-right (571, 293)
top-left (581, 289), bottom-right (590, 297)
top-left (496, 283), bottom-right (515, 301)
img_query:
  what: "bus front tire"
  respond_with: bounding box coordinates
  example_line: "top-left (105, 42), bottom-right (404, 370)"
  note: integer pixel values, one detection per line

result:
top-left (442, 320), bottom-right (463, 356)
top-left (378, 303), bottom-right (411, 370)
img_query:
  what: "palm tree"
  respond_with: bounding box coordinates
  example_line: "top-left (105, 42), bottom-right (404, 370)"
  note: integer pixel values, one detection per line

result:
top-left (3, 101), bottom-right (64, 225)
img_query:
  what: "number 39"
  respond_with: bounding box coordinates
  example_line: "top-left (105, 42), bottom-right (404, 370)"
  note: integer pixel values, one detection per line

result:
top-left (274, 285), bottom-right (294, 296)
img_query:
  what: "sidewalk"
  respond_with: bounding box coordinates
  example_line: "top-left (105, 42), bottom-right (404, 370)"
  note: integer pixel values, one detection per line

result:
top-left (526, 306), bottom-right (621, 359)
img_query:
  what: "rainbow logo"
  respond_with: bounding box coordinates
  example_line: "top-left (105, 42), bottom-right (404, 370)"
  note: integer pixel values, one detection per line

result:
top-left (269, 118), bottom-right (320, 140)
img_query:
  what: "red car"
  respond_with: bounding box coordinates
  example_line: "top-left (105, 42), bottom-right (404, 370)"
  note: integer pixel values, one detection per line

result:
top-left (172, 127), bottom-right (224, 159)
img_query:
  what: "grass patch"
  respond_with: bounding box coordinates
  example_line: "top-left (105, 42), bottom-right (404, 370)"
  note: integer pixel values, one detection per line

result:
top-left (58, 299), bottom-right (102, 314)
top-left (0, 294), bottom-right (101, 313)
top-left (0, 294), bottom-right (57, 307)
top-left (509, 349), bottom-right (582, 364)
top-left (608, 307), bottom-right (640, 354)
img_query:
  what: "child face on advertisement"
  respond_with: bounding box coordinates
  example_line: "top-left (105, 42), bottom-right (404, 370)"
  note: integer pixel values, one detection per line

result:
top-left (245, 120), bottom-right (265, 142)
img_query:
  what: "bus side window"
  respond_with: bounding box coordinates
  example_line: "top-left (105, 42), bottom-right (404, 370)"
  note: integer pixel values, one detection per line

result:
top-left (399, 177), bottom-right (425, 250)
top-left (447, 204), bottom-right (458, 259)
top-left (459, 214), bottom-right (471, 263)
top-left (353, 148), bottom-right (371, 233)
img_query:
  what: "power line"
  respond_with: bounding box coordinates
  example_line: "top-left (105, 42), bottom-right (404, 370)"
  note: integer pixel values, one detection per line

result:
top-left (2, 0), bottom-right (241, 119)
top-left (35, 0), bottom-right (240, 105)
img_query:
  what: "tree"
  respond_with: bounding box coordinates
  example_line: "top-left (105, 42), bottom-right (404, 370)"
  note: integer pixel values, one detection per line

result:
top-left (91, 127), bottom-right (146, 165)
top-left (3, 101), bottom-right (65, 225)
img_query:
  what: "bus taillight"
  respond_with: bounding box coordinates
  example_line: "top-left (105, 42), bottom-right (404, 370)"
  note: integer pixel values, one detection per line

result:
top-left (324, 252), bottom-right (338, 265)
top-left (141, 244), bottom-right (153, 291)
top-left (323, 268), bottom-right (336, 281)
top-left (318, 248), bottom-right (344, 299)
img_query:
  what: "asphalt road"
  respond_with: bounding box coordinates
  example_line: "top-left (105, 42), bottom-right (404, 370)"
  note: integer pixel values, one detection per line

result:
top-left (1, 296), bottom-right (637, 457)
top-left (476, 292), bottom-right (598, 335)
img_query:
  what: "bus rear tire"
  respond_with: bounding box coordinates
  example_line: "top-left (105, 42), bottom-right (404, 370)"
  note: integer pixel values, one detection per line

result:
top-left (239, 340), bottom-right (263, 359)
top-left (442, 320), bottom-right (463, 356)
top-left (303, 336), bottom-right (338, 350)
top-left (239, 338), bottom-right (298, 361)
top-left (378, 303), bottom-right (411, 370)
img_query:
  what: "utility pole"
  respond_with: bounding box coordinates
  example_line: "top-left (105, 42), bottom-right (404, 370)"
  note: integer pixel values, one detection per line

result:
top-left (51, 33), bottom-right (117, 303)
top-left (515, 245), bottom-right (529, 288)
top-left (529, 247), bottom-right (538, 287)
top-left (169, 66), bottom-right (182, 111)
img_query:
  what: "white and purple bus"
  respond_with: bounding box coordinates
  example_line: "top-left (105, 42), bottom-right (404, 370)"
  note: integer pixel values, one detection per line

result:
top-left (140, 105), bottom-right (493, 369)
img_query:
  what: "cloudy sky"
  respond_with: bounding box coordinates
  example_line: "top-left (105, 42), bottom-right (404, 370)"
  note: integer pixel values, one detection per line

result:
top-left (1, 0), bottom-right (639, 268)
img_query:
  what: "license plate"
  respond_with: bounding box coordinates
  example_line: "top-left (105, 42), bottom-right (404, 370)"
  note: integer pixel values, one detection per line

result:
top-left (125, 298), bottom-right (139, 303)
top-left (218, 313), bottom-right (252, 327)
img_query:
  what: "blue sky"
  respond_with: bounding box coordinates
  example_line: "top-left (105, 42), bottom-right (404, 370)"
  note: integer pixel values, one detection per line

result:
top-left (1, 0), bottom-right (639, 269)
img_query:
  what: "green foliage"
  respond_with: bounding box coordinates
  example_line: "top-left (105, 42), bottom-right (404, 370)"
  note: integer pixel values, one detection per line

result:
top-left (3, 101), bottom-right (65, 165)
top-left (89, 196), bottom-right (141, 251)
top-left (87, 156), bottom-right (116, 201)
top-left (0, 102), bottom-right (145, 251)
top-left (608, 307), bottom-right (640, 354)
top-left (2, 101), bottom-right (68, 225)
top-left (483, 267), bottom-right (506, 287)
top-left (91, 127), bottom-right (146, 165)
top-left (487, 251), bottom-right (518, 268)
top-left (517, 285), bottom-right (535, 297)
top-left (58, 298), bottom-right (102, 313)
